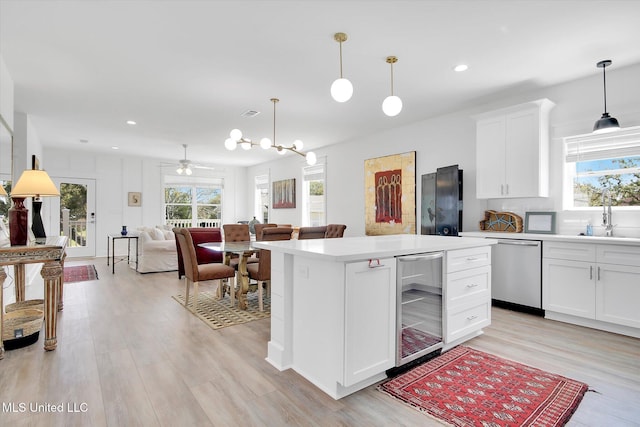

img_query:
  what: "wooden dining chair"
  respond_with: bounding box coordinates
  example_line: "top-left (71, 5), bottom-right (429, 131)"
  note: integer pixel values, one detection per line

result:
top-left (175, 228), bottom-right (236, 313)
top-left (247, 227), bottom-right (293, 311)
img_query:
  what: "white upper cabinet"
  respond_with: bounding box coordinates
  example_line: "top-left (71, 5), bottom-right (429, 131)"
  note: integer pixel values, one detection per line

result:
top-left (475, 98), bottom-right (555, 199)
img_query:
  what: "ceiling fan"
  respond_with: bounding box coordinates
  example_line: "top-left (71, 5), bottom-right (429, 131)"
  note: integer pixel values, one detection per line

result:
top-left (164, 144), bottom-right (215, 175)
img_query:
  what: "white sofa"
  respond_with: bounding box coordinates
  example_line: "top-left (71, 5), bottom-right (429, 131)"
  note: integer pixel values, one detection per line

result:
top-left (131, 226), bottom-right (178, 273)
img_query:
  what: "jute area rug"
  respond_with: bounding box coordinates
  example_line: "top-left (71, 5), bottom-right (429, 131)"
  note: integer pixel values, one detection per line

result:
top-left (173, 291), bottom-right (270, 330)
top-left (378, 345), bottom-right (588, 427)
top-left (63, 265), bottom-right (99, 283)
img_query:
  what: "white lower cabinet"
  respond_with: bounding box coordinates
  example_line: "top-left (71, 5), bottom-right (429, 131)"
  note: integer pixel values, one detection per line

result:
top-left (444, 247), bottom-right (491, 345)
top-left (542, 258), bottom-right (595, 318)
top-left (596, 263), bottom-right (640, 328)
top-left (343, 258), bottom-right (396, 387)
top-left (543, 241), bottom-right (640, 330)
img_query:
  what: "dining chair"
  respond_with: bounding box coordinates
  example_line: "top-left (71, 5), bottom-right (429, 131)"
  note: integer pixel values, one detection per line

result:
top-left (297, 226), bottom-right (327, 240)
top-left (247, 227), bottom-right (293, 311)
top-left (222, 223), bottom-right (259, 269)
top-left (325, 224), bottom-right (347, 238)
top-left (175, 228), bottom-right (236, 313)
top-left (175, 227), bottom-right (224, 279)
top-left (254, 223), bottom-right (277, 241)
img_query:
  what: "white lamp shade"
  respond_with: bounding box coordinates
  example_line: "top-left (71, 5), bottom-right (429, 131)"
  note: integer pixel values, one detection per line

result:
top-left (277, 147), bottom-right (287, 155)
top-left (292, 139), bottom-right (303, 151)
top-left (260, 137), bottom-right (272, 149)
top-left (185, 167), bottom-right (193, 176)
top-left (382, 95), bottom-right (403, 117)
top-left (229, 128), bottom-right (242, 140)
top-left (10, 170), bottom-right (60, 197)
top-left (331, 78), bottom-right (353, 102)
top-left (224, 138), bottom-right (237, 151)
top-left (176, 167), bottom-right (184, 174)
top-left (305, 151), bottom-right (317, 166)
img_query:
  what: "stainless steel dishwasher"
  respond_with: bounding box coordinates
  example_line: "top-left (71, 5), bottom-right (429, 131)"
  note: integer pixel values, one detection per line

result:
top-left (492, 238), bottom-right (543, 315)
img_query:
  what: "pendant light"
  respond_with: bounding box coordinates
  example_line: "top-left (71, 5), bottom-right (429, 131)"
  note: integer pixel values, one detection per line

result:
top-left (330, 32), bottom-right (353, 103)
top-left (224, 98), bottom-right (317, 165)
top-left (382, 56), bottom-right (402, 117)
top-left (593, 59), bottom-right (620, 134)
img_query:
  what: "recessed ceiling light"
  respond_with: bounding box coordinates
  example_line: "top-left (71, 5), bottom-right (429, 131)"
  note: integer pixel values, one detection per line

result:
top-left (454, 64), bottom-right (469, 72)
top-left (126, 120), bottom-right (137, 125)
top-left (111, 146), bottom-right (119, 150)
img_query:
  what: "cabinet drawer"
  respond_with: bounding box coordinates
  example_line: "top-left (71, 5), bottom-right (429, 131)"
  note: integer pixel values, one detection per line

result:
top-left (447, 246), bottom-right (491, 273)
top-left (447, 265), bottom-right (490, 305)
top-left (446, 299), bottom-right (491, 343)
top-left (543, 241), bottom-right (596, 262)
top-left (597, 244), bottom-right (640, 267)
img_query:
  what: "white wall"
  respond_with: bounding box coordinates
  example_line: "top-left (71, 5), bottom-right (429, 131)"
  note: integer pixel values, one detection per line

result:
top-left (245, 62), bottom-right (640, 238)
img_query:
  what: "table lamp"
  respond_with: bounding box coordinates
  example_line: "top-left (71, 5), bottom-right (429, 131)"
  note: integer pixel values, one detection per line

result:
top-left (9, 169), bottom-right (60, 245)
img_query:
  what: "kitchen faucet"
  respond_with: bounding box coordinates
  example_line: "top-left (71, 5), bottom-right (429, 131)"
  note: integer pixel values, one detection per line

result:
top-left (602, 189), bottom-right (614, 237)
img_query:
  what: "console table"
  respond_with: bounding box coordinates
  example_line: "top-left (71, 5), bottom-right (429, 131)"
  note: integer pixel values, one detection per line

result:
top-left (0, 236), bottom-right (67, 359)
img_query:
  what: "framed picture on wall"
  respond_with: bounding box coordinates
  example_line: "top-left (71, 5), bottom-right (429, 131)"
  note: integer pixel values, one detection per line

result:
top-left (128, 192), bottom-right (142, 207)
top-left (273, 179), bottom-right (295, 209)
top-left (364, 151), bottom-right (416, 235)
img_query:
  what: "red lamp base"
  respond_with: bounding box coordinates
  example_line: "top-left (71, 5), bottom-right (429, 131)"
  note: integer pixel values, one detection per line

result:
top-left (9, 197), bottom-right (29, 246)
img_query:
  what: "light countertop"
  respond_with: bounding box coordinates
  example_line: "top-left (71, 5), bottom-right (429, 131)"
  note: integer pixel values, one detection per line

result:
top-left (253, 234), bottom-right (497, 262)
top-left (460, 231), bottom-right (640, 247)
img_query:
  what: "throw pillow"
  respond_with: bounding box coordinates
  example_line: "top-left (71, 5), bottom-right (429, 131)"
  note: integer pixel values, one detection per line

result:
top-left (150, 227), bottom-right (165, 241)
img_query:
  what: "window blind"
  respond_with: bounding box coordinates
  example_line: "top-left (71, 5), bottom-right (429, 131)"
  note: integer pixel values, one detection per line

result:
top-left (303, 163), bottom-right (325, 182)
top-left (565, 126), bottom-right (640, 162)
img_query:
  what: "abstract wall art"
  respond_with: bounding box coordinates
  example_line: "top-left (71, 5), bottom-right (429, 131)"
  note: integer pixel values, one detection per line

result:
top-left (364, 151), bottom-right (416, 235)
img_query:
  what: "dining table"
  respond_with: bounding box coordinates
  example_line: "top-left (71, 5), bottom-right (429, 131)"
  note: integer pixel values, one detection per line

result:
top-left (198, 241), bottom-right (260, 310)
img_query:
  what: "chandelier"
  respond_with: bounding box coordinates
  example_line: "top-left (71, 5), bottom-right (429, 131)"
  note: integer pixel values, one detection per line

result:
top-left (224, 98), bottom-right (317, 165)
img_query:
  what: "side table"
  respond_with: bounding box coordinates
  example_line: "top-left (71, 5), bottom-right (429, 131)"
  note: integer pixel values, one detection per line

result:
top-left (107, 233), bottom-right (139, 274)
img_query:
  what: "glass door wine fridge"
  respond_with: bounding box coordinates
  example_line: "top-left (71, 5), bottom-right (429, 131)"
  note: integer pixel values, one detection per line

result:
top-left (396, 251), bottom-right (444, 366)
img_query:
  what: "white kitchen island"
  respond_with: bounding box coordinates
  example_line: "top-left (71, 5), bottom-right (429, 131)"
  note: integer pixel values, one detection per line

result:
top-left (253, 234), bottom-right (497, 399)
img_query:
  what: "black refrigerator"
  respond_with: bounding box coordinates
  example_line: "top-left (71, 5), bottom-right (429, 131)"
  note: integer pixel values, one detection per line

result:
top-left (421, 165), bottom-right (463, 236)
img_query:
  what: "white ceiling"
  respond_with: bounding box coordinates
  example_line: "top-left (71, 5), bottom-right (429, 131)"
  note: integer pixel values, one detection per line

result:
top-left (2, 0), bottom-right (640, 168)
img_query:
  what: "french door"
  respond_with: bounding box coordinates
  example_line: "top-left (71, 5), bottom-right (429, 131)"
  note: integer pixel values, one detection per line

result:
top-left (49, 178), bottom-right (96, 257)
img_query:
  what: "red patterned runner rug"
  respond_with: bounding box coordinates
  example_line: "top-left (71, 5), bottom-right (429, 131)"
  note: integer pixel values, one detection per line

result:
top-left (378, 346), bottom-right (588, 427)
top-left (64, 265), bottom-right (99, 283)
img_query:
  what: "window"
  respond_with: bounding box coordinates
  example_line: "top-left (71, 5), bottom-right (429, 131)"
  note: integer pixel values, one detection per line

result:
top-left (0, 179), bottom-right (10, 228)
top-left (302, 163), bottom-right (326, 226)
top-left (254, 174), bottom-right (269, 224)
top-left (164, 178), bottom-right (223, 227)
top-left (564, 127), bottom-right (640, 209)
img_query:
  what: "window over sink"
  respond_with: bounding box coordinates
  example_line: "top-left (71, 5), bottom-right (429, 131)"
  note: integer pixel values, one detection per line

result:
top-left (564, 126), bottom-right (640, 209)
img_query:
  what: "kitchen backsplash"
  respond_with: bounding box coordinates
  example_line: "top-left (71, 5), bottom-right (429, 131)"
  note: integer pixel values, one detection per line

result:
top-left (485, 199), bottom-right (640, 238)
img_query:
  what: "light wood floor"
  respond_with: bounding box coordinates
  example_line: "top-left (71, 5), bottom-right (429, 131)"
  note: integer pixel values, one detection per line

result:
top-left (1, 259), bottom-right (639, 426)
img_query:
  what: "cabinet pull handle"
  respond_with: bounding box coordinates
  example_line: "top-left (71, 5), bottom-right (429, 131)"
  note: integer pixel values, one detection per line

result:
top-left (466, 256), bottom-right (481, 261)
top-left (466, 283), bottom-right (479, 288)
top-left (500, 184), bottom-right (504, 195)
top-left (505, 184), bottom-right (509, 195)
top-left (589, 265), bottom-right (593, 280)
top-left (466, 315), bottom-right (478, 321)
top-left (368, 259), bottom-right (384, 268)
top-left (597, 266), bottom-right (601, 281)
